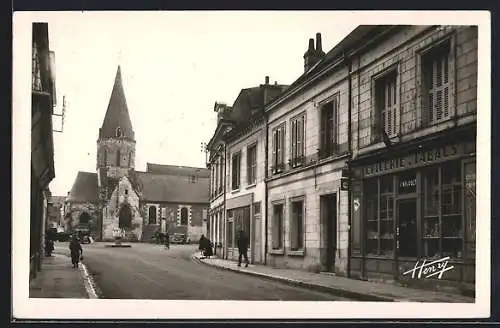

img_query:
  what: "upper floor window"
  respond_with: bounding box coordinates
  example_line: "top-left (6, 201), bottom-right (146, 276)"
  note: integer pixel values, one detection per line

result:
top-left (422, 40), bottom-right (452, 124)
top-left (319, 95), bottom-right (339, 159)
top-left (247, 144), bottom-right (257, 185)
top-left (116, 127), bottom-right (122, 137)
top-left (290, 114), bottom-right (305, 168)
top-left (272, 124), bottom-right (285, 174)
top-left (375, 70), bottom-right (398, 138)
top-left (231, 152), bottom-right (241, 190)
top-left (218, 157), bottom-right (223, 191)
top-left (189, 175), bottom-right (197, 183)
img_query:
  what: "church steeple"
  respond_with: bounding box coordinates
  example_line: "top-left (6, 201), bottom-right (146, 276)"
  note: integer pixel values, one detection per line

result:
top-left (99, 66), bottom-right (135, 140)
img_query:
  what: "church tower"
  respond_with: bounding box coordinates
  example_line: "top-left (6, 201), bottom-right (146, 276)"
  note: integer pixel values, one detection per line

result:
top-left (97, 66), bottom-right (136, 191)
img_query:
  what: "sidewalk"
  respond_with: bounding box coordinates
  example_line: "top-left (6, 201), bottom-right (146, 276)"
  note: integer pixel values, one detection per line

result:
top-left (29, 253), bottom-right (92, 299)
top-left (192, 254), bottom-right (474, 303)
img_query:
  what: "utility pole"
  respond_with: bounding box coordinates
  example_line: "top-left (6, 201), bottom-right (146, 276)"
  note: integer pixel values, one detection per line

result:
top-left (201, 142), bottom-right (209, 166)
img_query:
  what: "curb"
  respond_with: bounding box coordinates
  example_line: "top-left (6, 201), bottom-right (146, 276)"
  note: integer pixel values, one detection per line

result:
top-left (191, 255), bottom-right (394, 302)
top-left (52, 252), bottom-right (100, 299)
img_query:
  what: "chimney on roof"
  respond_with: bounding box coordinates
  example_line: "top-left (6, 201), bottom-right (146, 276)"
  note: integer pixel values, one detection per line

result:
top-left (265, 76), bottom-right (269, 85)
top-left (303, 33), bottom-right (326, 73)
top-left (316, 33), bottom-right (325, 55)
top-left (274, 81), bottom-right (277, 85)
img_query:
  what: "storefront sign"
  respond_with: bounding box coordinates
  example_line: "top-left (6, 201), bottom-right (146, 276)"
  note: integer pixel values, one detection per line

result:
top-left (358, 141), bottom-right (475, 178)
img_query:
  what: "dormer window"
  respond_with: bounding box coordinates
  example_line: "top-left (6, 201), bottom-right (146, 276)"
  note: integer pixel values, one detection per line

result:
top-left (116, 127), bottom-right (122, 137)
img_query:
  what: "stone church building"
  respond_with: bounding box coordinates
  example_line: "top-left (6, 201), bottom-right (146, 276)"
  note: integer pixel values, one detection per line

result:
top-left (64, 66), bottom-right (209, 242)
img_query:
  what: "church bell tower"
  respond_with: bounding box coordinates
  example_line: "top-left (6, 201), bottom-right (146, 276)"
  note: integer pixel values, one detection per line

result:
top-left (97, 66), bottom-right (136, 195)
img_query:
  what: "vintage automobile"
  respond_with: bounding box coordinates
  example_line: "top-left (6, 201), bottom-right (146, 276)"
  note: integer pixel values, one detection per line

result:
top-left (170, 233), bottom-right (188, 244)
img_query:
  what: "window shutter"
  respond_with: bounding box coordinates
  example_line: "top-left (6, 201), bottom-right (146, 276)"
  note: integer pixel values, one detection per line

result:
top-left (298, 117), bottom-right (304, 157)
top-left (272, 130), bottom-right (277, 169)
top-left (332, 98), bottom-right (338, 149)
top-left (277, 129), bottom-right (282, 166)
top-left (291, 120), bottom-right (297, 161)
top-left (176, 207), bottom-right (181, 225)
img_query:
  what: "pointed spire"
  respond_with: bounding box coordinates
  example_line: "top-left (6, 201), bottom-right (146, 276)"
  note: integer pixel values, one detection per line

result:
top-left (99, 66), bottom-right (135, 140)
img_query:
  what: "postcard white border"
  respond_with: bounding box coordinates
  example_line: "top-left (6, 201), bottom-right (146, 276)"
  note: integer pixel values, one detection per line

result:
top-left (12, 10), bottom-right (491, 319)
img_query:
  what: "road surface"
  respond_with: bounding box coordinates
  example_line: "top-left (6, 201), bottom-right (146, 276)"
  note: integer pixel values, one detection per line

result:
top-left (55, 242), bottom-right (347, 301)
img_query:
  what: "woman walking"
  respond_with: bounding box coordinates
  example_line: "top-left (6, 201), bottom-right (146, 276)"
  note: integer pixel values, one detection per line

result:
top-left (69, 235), bottom-right (83, 268)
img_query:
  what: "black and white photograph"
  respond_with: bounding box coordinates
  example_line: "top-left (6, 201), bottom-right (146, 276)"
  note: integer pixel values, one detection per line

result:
top-left (13, 10), bottom-right (490, 320)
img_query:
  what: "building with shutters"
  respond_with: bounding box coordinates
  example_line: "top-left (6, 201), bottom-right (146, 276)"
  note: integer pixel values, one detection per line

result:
top-left (347, 25), bottom-right (477, 288)
top-left (30, 22), bottom-right (57, 281)
top-left (206, 77), bottom-right (288, 262)
top-left (64, 66), bottom-right (209, 242)
top-left (263, 25), bottom-right (477, 290)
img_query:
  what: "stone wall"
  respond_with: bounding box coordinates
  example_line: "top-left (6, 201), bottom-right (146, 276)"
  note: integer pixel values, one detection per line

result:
top-left (97, 138), bottom-right (136, 175)
top-left (102, 176), bottom-right (143, 241)
top-left (65, 201), bottom-right (99, 238)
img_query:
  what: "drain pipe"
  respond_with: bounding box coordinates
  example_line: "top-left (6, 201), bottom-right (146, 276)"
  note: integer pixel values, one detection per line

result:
top-left (223, 143), bottom-right (227, 260)
top-left (346, 51), bottom-right (353, 279)
top-left (264, 114), bottom-right (269, 265)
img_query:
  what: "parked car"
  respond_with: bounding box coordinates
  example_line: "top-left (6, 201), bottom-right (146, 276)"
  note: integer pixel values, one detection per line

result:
top-left (171, 233), bottom-right (187, 244)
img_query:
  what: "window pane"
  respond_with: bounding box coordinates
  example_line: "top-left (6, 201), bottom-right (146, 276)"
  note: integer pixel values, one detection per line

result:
top-left (364, 179), bottom-right (378, 255)
top-left (272, 204), bottom-right (283, 249)
top-left (290, 201), bottom-right (303, 250)
top-left (464, 162), bottom-right (476, 259)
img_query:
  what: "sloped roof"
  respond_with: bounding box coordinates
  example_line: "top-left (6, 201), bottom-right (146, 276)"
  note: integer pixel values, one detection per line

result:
top-left (67, 171), bottom-right (98, 203)
top-left (137, 171), bottom-right (209, 204)
top-left (99, 66), bottom-right (135, 140)
top-left (266, 25), bottom-right (392, 113)
top-left (146, 163), bottom-right (210, 178)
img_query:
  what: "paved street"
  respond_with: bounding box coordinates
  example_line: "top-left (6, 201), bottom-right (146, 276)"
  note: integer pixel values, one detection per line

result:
top-left (54, 242), bottom-right (347, 300)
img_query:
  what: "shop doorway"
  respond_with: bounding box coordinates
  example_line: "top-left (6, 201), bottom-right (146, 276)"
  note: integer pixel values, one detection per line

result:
top-left (397, 198), bottom-right (418, 258)
top-left (320, 194), bottom-right (337, 272)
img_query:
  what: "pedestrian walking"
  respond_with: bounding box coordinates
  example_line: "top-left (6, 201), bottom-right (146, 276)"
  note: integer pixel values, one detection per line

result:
top-left (165, 232), bottom-right (170, 249)
top-left (45, 238), bottom-right (54, 257)
top-left (69, 235), bottom-right (83, 268)
top-left (237, 230), bottom-right (249, 267)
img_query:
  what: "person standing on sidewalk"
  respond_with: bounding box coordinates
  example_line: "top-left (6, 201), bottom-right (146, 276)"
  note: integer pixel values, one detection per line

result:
top-left (69, 236), bottom-right (83, 268)
top-left (237, 230), bottom-right (249, 267)
top-left (164, 231), bottom-right (170, 250)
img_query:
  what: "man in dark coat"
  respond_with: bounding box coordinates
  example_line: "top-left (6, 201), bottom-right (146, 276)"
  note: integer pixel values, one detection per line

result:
top-left (199, 234), bottom-right (213, 259)
top-left (237, 230), bottom-right (249, 267)
top-left (69, 236), bottom-right (83, 268)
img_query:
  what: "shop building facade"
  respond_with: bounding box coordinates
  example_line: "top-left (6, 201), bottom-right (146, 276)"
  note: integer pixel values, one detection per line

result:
top-left (347, 25), bottom-right (477, 286)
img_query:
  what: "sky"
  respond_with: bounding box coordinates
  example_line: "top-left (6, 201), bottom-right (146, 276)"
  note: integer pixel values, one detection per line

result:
top-left (44, 11), bottom-right (356, 196)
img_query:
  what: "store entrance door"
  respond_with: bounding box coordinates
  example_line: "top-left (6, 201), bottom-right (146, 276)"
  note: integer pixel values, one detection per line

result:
top-left (397, 198), bottom-right (418, 258)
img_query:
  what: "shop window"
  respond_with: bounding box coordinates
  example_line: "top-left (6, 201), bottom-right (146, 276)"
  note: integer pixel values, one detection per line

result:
top-left (319, 95), bottom-right (339, 159)
top-left (290, 199), bottom-right (304, 251)
top-left (422, 40), bottom-right (452, 125)
top-left (422, 163), bottom-right (464, 260)
top-left (290, 114), bottom-right (305, 167)
top-left (464, 161), bottom-right (476, 260)
top-left (272, 124), bottom-right (285, 173)
top-left (375, 70), bottom-right (398, 138)
top-left (365, 176), bottom-right (394, 256)
top-left (247, 144), bottom-right (257, 185)
top-left (231, 152), bottom-right (241, 190)
top-left (272, 203), bottom-right (284, 250)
